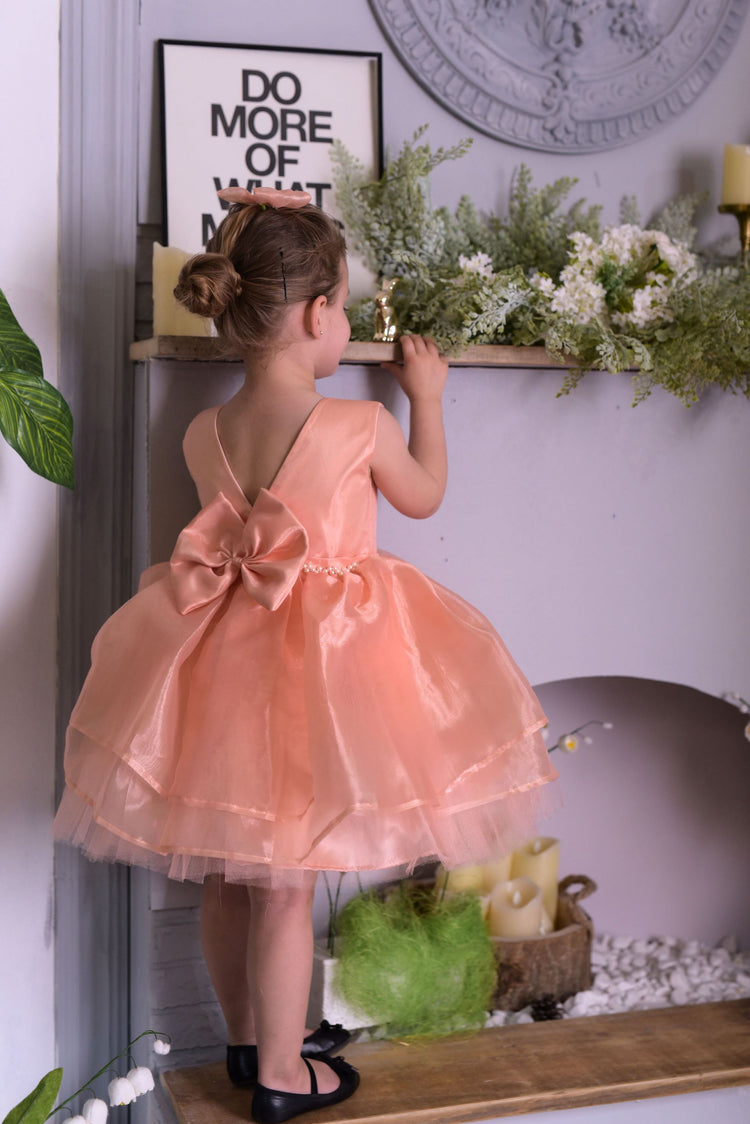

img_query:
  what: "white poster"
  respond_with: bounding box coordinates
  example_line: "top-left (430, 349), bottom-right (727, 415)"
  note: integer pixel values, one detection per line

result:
top-left (160, 40), bottom-right (382, 297)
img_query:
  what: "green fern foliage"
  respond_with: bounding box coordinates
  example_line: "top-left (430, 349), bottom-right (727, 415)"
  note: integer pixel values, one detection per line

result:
top-left (331, 126), bottom-right (472, 279)
top-left (488, 165), bottom-right (602, 278)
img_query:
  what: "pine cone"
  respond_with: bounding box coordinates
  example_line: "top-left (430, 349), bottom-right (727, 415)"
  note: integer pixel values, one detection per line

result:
top-left (530, 994), bottom-right (563, 1021)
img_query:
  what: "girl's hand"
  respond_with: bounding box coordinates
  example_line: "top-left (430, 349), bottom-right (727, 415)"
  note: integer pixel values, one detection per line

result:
top-left (372, 335), bottom-right (449, 519)
top-left (381, 335), bottom-right (448, 403)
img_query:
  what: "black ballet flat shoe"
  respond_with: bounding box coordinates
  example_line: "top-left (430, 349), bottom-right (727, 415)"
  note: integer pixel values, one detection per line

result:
top-left (251, 1055), bottom-right (359, 1124)
top-left (227, 1044), bottom-right (258, 1088)
top-left (227, 1023), bottom-right (352, 1087)
top-left (301, 1019), bottom-right (352, 1058)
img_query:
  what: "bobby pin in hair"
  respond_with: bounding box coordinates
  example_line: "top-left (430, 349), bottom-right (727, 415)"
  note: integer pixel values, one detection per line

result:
top-left (280, 249), bottom-right (288, 302)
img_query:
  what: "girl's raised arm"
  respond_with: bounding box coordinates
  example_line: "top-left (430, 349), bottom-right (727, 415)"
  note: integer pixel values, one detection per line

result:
top-left (371, 335), bottom-right (449, 518)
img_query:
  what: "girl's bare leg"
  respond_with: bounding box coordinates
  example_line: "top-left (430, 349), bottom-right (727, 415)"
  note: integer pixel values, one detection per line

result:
top-left (200, 875), bottom-right (256, 1044)
top-left (248, 875), bottom-right (339, 1095)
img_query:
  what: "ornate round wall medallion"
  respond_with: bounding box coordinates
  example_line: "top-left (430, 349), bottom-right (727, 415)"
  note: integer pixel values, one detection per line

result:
top-left (369, 0), bottom-right (749, 153)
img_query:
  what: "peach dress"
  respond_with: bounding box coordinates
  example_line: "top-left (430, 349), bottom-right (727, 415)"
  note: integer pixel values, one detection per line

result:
top-left (54, 397), bottom-right (558, 885)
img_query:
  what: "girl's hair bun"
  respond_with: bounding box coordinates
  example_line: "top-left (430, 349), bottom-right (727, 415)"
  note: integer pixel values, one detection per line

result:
top-left (174, 253), bottom-right (243, 319)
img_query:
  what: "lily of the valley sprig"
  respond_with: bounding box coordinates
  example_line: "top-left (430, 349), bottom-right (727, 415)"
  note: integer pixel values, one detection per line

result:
top-left (544, 719), bottom-right (614, 754)
top-left (720, 692), bottom-right (750, 741)
top-left (1, 1031), bottom-right (170, 1124)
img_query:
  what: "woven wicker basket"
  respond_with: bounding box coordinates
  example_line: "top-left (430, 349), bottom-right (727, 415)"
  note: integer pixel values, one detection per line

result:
top-left (491, 874), bottom-right (597, 1011)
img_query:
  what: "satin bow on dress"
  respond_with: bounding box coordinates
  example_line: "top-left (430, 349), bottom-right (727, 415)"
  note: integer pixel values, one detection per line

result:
top-left (170, 490), bottom-right (309, 614)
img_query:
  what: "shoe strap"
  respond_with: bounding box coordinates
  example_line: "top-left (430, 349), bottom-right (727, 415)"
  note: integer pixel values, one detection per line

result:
top-left (303, 1056), bottom-right (317, 1095)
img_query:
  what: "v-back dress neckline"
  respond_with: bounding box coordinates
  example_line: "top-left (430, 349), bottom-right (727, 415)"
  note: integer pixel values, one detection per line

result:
top-left (213, 397), bottom-right (326, 507)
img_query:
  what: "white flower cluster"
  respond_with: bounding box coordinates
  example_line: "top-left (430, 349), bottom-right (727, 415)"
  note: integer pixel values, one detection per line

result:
top-left (534, 225), bottom-right (696, 331)
top-left (458, 251), bottom-right (495, 278)
top-left (486, 932), bottom-right (750, 1026)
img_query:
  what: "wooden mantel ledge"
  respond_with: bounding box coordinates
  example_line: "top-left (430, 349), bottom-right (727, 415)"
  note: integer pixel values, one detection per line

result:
top-left (161, 999), bottom-right (750, 1124)
top-left (129, 337), bottom-right (568, 368)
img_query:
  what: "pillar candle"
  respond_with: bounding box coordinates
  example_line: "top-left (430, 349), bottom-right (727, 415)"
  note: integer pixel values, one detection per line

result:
top-left (511, 836), bottom-right (560, 924)
top-left (721, 144), bottom-right (750, 205)
top-left (436, 863), bottom-right (486, 894)
top-left (152, 243), bottom-right (213, 337)
top-left (480, 854), bottom-right (512, 891)
top-left (436, 853), bottom-right (513, 895)
top-left (488, 876), bottom-right (543, 938)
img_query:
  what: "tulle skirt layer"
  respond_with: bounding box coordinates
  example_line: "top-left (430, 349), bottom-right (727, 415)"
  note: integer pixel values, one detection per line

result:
top-left (54, 553), bottom-right (559, 886)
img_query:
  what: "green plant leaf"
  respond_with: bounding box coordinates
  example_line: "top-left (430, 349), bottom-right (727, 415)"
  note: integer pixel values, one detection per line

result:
top-left (0, 288), bottom-right (74, 488)
top-left (2, 1069), bottom-right (62, 1124)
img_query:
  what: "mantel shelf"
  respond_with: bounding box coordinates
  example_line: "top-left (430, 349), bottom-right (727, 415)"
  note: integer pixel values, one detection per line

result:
top-left (161, 999), bottom-right (750, 1124)
top-left (130, 337), bottom-right (568, 369)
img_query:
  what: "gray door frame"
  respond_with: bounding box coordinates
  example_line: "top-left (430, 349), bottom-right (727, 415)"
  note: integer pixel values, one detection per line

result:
top-left (56, 0), bottom-right (140, 1093)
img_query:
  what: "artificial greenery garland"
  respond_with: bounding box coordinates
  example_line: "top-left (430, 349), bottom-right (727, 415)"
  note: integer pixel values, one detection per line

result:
top-left (332, 128), bottom-right (750, 406)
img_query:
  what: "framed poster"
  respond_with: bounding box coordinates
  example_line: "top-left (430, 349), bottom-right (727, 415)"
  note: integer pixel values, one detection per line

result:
top-left (159, 40), bottom-right (382, 296)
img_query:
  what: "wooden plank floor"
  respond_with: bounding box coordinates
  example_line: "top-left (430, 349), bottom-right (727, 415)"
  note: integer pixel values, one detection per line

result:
top-left (162, 999), bottom-right (750, 1124)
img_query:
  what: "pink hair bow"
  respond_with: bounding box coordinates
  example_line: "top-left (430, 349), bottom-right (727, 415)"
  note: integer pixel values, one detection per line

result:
top-left (170, 490), bottom-right (308, 613)
top-left (217, 186), bottom-right (311, 209)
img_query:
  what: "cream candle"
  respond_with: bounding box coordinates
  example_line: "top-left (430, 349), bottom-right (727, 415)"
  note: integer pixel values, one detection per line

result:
top-left (511, 836), bottom-right (560, 924)
top-left (721, 144), bottom-right (750, 205)
top-left (152, 243), bottom-right (213, 337)
top-left (488, 876), bottom-right (543, 938)
top-left (437, 854), bottom-right (513, 894)
top-left (480, 854), bottom-right (512, 891)
top-left (436, 863), bottom-right (486, 893)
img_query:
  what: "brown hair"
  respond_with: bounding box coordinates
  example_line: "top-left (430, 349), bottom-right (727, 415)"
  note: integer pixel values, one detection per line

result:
top-left (174, 203), bottom-right (346, 353)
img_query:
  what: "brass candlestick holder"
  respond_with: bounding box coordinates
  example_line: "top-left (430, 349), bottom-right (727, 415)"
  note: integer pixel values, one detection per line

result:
top-left (718, 203), bottom-right (750, 267)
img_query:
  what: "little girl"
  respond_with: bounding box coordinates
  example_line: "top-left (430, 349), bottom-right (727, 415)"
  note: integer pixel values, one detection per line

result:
top-left (54, 187), bottom-right (558, 1122)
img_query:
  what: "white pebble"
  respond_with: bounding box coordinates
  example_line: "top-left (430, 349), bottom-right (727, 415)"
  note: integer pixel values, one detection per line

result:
top-left (669, 967), bottom-right (689, 990)
top-left (486, 930), bottom-right (748, 1027)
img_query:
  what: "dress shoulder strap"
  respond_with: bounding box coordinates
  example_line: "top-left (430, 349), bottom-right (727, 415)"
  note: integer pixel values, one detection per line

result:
top-left (182, 406), bottom-right (246, 510)
top-left (183, 407), bottom-right (218, 471)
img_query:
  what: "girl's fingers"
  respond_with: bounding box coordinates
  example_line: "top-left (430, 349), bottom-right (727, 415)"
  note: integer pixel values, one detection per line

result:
top-left (380, 335), bottom-right (447, 381)
top-left (396, 335), bottom-right (443, 359)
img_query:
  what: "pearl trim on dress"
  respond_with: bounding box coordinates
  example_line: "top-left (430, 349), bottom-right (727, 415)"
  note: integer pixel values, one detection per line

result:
top-left (302, 561), bottom-right (359, 577)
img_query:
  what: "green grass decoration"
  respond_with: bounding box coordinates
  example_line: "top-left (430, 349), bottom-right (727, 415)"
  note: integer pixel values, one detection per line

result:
top-left (335, 885), bottom-right (496, 1036)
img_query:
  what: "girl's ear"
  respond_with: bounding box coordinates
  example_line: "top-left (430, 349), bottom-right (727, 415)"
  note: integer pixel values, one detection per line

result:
top-left (304, 293), bottom-right (328, 338)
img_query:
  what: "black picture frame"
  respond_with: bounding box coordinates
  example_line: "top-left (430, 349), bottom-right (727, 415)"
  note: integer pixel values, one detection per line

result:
top-left (159, 39), bottom-right (382, 262)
